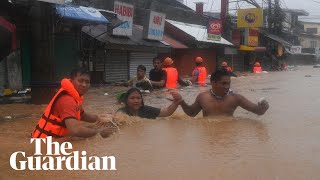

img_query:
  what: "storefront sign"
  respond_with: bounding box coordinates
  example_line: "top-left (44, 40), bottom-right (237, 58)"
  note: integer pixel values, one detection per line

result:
top-left (207, 20), bottom-right (222, 41)
top-left (290, 46), bottom-right (302, 54)
top-left (248, 28), bottom-right (259, 47)
top-left (237, 8), bottom-right (263, 28)
top-left (113, 1), bottom-right (134, 36)
top-left (143, 11), bottom-right (166, 40)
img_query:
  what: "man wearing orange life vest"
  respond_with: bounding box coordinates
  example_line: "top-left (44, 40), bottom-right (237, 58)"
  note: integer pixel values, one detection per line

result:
top-left (162, 57), bottom-right (190, 89)
top-left (191, 56), bottom-right (207, 86)
top-left (31, 68), bottom-right (115, 139)
top-left (221, 61), bottom-right (237, 77)
top-left (253, 62), bottom-right (263, 73)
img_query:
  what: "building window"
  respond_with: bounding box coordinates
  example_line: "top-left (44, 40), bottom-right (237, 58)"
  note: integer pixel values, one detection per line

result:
top-left (306, 28), bottom-right (318, 34)
top-left (310, 40), bottom-right (317, 48)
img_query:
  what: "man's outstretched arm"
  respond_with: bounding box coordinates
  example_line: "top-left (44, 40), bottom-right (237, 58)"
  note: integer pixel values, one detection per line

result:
top-left (237, 95), bottom-right (269, 115)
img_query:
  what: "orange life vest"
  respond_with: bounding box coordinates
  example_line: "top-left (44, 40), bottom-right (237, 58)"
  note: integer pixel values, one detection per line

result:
top-left (31, 78), bottom-right (83, 138)
top-left (253, 66), bottom-right (262, 73)
top-left (192, 66), bottom-right (207, 85)
top-left (163, 67), bottom-right (178, 89)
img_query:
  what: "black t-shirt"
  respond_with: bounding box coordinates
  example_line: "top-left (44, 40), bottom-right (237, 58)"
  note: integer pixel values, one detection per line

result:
top-left (149, 69), bottom-right (166, 82)
top-left (117, 105), bottom-right (161, 119)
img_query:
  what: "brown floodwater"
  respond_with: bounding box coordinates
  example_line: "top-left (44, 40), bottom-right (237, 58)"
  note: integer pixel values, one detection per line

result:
top-left (1, 66), bottom-right (320, 179)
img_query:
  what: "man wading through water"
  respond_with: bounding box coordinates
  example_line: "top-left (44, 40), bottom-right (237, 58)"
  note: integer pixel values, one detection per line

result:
top-left (180, 69), bottom-right (269, 117)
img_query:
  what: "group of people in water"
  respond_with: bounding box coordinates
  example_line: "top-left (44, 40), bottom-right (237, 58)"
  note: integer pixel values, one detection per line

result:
top-left (31, 57), bottom-right (269, 139)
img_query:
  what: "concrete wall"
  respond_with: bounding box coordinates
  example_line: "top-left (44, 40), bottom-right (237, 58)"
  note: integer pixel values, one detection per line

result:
top-left (303, 23), bottom-right (320, 36)
top-left (300, 35), bottom-right (320, 48)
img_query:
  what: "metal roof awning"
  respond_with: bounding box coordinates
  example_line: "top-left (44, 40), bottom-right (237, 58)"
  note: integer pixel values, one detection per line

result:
top-left (163, 35), bottom-right (188, 49)
top-left (166, 19), bottom-right (233, 46)
top-left (55, 5), bottom-right (109, 24)
top-left (82, 24), bottom-right (170, 51)
top-left (259, 29), bottom-right (293, 47)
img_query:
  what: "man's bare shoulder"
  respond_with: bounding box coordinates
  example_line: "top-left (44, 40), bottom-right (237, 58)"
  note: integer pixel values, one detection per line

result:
top-left (196, 91), bottom-right (211, 100)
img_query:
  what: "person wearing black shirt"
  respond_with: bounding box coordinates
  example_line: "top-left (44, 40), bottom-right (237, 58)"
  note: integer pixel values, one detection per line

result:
top-left (149, 57), bottom-right (166, 89)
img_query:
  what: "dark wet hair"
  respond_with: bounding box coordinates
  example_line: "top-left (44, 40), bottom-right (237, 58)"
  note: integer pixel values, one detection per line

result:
top-left (210, 69), bottom-right (230, 82)
top-left (70, 67), bottom-right (90, 79)
top-left (137, 65), bottom-right (146, 72)
top-left (124, 87), bottom-right (144, 107)
top-left (153, 56), bottom-right (161, 63)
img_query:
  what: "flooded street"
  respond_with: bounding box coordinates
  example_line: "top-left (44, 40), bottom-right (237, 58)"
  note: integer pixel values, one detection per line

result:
top-left (1, 66), bottom-right (320, 179)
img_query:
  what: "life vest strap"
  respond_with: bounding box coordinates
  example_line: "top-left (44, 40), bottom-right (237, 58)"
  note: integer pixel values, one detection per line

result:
top-left (35, 124), bottom-right (62, 138)
top-left (42, 114), bottom-right (67, 128)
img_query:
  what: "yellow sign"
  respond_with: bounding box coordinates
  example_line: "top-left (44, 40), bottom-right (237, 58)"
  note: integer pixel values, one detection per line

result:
top-left (237, 8), bottom-right (263, 28)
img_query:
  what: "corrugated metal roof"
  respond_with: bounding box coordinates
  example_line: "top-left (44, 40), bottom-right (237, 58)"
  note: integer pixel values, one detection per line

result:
top-left (82, 24), bottom-right (170, 48)
top-left (163, 35), bottom-right (188, 48)
top-left (166, 19), bottom-right (233, 46)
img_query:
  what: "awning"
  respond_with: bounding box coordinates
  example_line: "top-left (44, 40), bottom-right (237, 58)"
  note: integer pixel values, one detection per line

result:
top-left (259, 29), bottom-right (293, 47)
top-left (163, 35), bottom-right (188, 49)
top-left (0, 16), bottom-right (16, 60)
top-left (166, 19), bottom-right (233, 46)
top-left (239, 45), bottom-right (266, 52)
top-left (55, 5), bottom-right (109, 24)
top-left (82, 24), bottom-right (170, 51)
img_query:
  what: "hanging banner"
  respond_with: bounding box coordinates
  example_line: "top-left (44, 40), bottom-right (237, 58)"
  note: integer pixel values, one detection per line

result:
top-left (112, 1), bottom-right (134, 36)
top-left (207, 20), bottom-right (222, 41)
top-left (237, 8), bottom-right (263, 28)
top-left (143, 11), bottom-right (166, 41)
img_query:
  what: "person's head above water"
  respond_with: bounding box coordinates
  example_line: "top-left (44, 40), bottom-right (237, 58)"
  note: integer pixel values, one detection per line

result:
top-left (195, 56), bottom-right (204, 66)
top-left (153, 57), bottom-right (162, 70)
top-left (70, 67), bottom-right (91, 96)
top-left (210, 69), bottom-right (231, 97)
top-left (163, 57), bottom-right (174, 67)
top-left (124, 88), bottom-right (144, 111)
top-left (137, 65), bottom-right (146, 79)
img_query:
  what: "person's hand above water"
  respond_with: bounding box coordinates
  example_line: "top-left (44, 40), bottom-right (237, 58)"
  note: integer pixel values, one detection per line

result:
top-left (258, 98), bottom-right (269, 113)
top-left (170, 91), bottom-right (183, 103)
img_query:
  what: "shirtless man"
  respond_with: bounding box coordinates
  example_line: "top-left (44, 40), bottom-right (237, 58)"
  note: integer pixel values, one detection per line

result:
top-left (180, 69), bottom-right (269, 117)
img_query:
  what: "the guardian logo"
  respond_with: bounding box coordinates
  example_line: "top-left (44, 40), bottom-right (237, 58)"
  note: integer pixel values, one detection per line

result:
top-left (10, 137), bottom-right (116, 171)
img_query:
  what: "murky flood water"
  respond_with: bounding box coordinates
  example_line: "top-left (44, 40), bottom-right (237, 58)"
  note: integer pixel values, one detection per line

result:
top-left (1, 66), bottom-right (320, 179)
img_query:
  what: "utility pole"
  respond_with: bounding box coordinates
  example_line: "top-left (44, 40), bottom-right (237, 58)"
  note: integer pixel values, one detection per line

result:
top-left (268, 0), bottom-right (272, 31)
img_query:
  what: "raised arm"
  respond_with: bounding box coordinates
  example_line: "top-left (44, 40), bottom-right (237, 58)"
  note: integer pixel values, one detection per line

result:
top-left (180, 95), bottom-right (202, 117)
top-left (158, 91), bottom-right (182, 117)
top-left (237, 95), bottom-right (269, 115)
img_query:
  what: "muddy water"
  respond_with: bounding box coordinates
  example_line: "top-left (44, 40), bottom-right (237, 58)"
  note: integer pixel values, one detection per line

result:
top-left (1, 66), bottom-right (320, 179)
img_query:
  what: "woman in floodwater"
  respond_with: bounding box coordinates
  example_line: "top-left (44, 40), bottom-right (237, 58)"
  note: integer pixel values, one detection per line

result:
top-left (116, 87), bottom-right (182, 119)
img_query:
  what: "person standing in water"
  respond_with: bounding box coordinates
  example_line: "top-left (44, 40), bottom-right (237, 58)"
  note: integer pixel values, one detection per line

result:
top-left (220, 61), bottom-right (237, 77)
top-left (149, 57), bottom-right (166, 89)
top-left (180, 69), bottom-right (269, 117)
top-left (31, 68), bottom-right (114, 139)
top-left (190, 56), bottom-right (207, 86)
top-left (116, 88), bottom-right (182, 119)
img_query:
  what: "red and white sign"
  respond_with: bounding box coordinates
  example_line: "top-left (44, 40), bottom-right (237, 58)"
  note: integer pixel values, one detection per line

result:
top-left (208, 20), bottom-right (222, 35)
top-left (113, 1), bottom-right (134, 36)
top-left (144, 11), bottom-right (166, 41)
top-left (207, 20), bottom-right (222, 41)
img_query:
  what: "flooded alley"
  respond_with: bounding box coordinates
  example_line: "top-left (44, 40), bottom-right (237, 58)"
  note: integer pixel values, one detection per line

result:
top-left (1, 66), bottom-right (320, 179)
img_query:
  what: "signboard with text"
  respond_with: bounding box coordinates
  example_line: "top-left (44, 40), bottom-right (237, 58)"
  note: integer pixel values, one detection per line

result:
top-left (207, 20), bottom-right (222, 41)
top-left (237, 8), bottom-right (263, 28)
top-left (248, 28), bottom-right (259, 47)
top-left (290, 46), bottom-right (302, 54)
top-left (143, 11), bottom-right (166, 41)
top-left (113, 1), bottom-right (134, 36)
